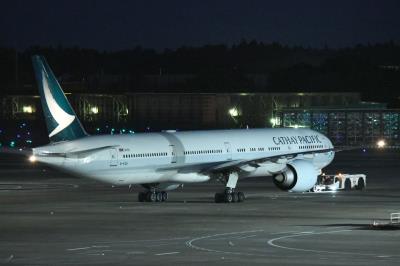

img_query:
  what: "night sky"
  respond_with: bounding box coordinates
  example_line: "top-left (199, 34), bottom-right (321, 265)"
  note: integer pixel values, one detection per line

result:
top-left (1, 0), bottom-right (400, 51)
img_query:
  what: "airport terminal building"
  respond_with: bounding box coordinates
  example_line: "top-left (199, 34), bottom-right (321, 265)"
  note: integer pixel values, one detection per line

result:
top-left (1, 92), bottom-right (399, 146)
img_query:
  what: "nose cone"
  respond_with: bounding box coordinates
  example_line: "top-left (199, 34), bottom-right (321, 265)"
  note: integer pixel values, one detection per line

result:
top-left (326, 136), bottom-right (334, 149)
top-left (315, 132), bottom-right (334, 149)
top-left (319, 133), bottom-right (335, 164)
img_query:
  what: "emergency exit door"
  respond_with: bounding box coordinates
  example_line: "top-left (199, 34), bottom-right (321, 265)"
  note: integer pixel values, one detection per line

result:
top-left (109, 148), bottom-right (118, 166)
top-left (224, 142), bottom-right (232, 160)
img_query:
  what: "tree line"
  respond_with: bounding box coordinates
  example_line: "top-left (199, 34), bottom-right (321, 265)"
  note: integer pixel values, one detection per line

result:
top-left (0, 40), bottom-right (399, 106)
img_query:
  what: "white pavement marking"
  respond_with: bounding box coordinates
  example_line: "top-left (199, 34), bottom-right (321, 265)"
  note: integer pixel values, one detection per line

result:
top-left (66, 237), bottom-right (190, 252)
top-left (210, 234), bottom-right (258, 241)
top-left (147, 243), bottom-right (176, 247)
top-left (270, 231), bottom-right (299, 235)
top-left (126, 251), bottom-right (145, 255)
top-left (186, 230), bottom-right (266, 257)
top-left (67, 246), bottom-right (92, 251)
top-left (155, 252), bottom-right (180, 256)
top-left (67, 245), bottom-right (110, 251)
top-left (5, 255), bottom-right (14, 262)
top-left (267, 229), bottom-right (399, 257)
top-left (235, 234), bottom-right (258, 240)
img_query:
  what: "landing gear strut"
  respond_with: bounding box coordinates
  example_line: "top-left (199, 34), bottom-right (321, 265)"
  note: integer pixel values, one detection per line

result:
top-left (138, 190), bottom-right (168, 202)
top-left (214, 172), bottom-right (246, 203)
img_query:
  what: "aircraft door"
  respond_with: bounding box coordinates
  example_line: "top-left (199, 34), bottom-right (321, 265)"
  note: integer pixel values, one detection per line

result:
top-left (224, 142), bottom-right (232, 160)
top-left (169, 145), bottom-right (177, 163)
top-left (109, 148), bottom-right (118, 167)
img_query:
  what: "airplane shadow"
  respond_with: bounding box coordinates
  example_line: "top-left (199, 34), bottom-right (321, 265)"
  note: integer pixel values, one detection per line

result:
top-left (306, 223), bottom-right (400, 231)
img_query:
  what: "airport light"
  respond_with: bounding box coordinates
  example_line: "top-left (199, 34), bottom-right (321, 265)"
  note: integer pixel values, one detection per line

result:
top-left (377, 139), bottom-right (386, 148)
top-left (228, 107), bottom-right (239, 117)
top-left (22, 106), bottom-right (33, 113)
top-left (90, 106), bottom-right (99, 114)
top-left (29, 155), bottom-right (36, 163)
top-left (270, 118), bottom-right (276, 127)
top-left (287, 124), bottom-right (306, 129)
top-left (270, 117), bottom-right (280, 127)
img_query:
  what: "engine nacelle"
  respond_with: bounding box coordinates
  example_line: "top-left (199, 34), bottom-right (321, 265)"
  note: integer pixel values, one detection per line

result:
top-left (142, 183), bottom-right (182, 191)
top-left (273, 160), bottom-right (318, 192)
top-left (158, 183), bottom-right (182, 191)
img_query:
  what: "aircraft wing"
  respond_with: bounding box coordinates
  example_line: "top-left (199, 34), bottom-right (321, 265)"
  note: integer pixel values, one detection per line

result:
top-left (157, 148), bottom-right (334, 175)
top-left (203, 148), bottom-right (334, 173)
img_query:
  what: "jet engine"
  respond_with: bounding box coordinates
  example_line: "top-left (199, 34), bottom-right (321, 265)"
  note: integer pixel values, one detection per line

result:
top-left (273, 160), bottom-right (318, 192)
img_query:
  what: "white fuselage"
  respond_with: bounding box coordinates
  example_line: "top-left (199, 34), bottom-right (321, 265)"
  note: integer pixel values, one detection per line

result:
top-left (32, 128), bottom-right (335, 185)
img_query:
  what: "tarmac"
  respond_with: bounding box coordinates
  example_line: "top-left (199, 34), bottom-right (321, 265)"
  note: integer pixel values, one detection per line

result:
top-left (0, 149), bottom-right (399, 265)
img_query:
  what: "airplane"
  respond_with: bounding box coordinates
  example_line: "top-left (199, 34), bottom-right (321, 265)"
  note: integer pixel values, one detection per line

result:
top-left (29, 55), bottom-right (335, 203)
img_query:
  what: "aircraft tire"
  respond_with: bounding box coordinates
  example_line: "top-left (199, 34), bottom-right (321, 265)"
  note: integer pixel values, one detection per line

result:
top-left (224, 193), bottom-right (233, 203)
top-left (344, 179), bottom-right (351, 190)
top-left (232, 192), bottom-right (239, 203)
top-left (161, 191), bottom-right (168, 201)
top-left (357, 178), bottom-right (365, 190)
top-left (147, 192), bottom-right (157, 202)
top-left (156, 192), bottom-right (163, 202)
top-left (237, 192), bottom-right (245, 202)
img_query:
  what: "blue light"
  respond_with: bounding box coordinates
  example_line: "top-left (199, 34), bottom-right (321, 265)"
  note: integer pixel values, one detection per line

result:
top-left (16, 134), bottom-right (21, 138)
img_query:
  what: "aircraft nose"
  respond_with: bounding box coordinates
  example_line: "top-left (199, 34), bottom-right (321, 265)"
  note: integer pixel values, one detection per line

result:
top-left (317, 133), bottom-right (333, 149)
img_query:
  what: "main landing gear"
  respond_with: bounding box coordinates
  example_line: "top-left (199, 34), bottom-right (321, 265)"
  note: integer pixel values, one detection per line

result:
top-left (215, 189), bottom-right (245, 203)
top-left (214, 172), bottom-right (246, 203)
top-left (138, 190), bottom-right (168, 202)
top-left (138, 184), bottom-right (168, 202)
